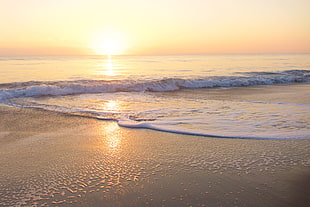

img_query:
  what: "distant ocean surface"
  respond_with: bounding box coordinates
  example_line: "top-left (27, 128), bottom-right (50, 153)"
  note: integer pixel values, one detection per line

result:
top-left (1, 54), bottom-right (310, 139)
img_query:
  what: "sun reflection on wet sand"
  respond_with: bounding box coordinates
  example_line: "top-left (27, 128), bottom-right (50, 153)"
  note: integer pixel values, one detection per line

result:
top-left (102, 122), bottom-right (122, 151)
top-left (98, 98), bottom-right (123, 151)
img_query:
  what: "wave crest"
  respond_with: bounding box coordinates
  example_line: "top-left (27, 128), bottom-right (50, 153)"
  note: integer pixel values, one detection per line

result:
top-left (0, 69), bottom-right (309, 101)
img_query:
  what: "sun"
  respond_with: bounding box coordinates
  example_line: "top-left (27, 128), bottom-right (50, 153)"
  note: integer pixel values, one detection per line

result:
top-left (94, 39), bottom-right (123, 56)
top-left (92, 29), bottom-right (127, 55)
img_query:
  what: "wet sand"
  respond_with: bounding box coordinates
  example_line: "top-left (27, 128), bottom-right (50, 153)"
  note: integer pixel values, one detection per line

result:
top-left (0, 106), bottom-right (309, 207)
top-left (1, 84), bottom-right (310, 207)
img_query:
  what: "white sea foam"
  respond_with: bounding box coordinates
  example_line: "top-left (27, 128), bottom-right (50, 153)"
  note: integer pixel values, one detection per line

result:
top-left (118, 118), bottom-right (309, 140)
top-left (117, 97), bottom-right (310, 140)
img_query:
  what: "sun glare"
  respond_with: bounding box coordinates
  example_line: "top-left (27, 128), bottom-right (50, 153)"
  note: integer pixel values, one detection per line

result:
top-left (92, 30), bottom-right (127, 55)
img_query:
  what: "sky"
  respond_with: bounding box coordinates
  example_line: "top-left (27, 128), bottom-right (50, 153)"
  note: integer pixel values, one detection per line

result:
top-left (0, 0), bottom-right (309, 55)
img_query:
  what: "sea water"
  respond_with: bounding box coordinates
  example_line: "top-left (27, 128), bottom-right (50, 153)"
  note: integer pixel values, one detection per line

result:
top-left (0, 54), bottom-right (309, 139)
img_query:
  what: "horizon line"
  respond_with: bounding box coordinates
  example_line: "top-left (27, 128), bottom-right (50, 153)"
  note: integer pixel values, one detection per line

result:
top-left (0, 52), bottom-right (310, 57)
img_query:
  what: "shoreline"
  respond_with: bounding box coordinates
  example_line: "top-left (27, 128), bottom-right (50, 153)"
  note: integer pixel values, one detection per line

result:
top-left (0, 104), bottom-right (310, 206)
top-left (2, 83), bottom-right (310, 141)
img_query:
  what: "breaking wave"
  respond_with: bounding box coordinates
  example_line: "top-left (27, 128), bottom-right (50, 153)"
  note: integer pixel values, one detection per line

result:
top-left (0, 70), bottom-right (309, 101)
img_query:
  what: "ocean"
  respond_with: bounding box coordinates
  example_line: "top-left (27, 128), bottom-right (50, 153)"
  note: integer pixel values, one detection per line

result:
top-left (0, 54), bottom-right (309, 140)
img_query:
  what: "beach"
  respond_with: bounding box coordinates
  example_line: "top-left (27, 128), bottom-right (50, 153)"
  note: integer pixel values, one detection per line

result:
top-left (1, 0), bottom-right (310, 204)
top-left (1, 84), bottom-right (310, 207)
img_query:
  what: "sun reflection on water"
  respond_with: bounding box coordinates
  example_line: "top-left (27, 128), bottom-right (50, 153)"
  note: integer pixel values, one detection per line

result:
top-left (104, 99), bottom-right (119, 112)
top-left (96, 56), bottom-right (117, 77)
top-left (105, 57), bottom-right (116, 76)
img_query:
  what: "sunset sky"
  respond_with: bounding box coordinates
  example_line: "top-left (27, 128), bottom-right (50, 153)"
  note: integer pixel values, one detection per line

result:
top-left (0, 0), bottom-right (309, 55)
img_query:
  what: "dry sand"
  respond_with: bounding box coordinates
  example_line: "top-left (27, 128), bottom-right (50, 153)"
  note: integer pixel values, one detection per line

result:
top-left (0, 84), bottom-right (310, 206)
